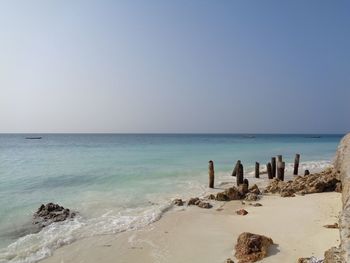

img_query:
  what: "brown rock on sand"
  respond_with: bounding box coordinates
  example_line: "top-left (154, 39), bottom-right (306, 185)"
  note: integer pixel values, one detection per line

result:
top-left (236, 209), bottom-right (248, 216)
top-left (235, 232), bottom-right (273, 263)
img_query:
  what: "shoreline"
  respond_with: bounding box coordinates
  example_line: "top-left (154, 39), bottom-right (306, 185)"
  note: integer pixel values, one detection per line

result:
top-left (40, 166), bottom-right (341, 263)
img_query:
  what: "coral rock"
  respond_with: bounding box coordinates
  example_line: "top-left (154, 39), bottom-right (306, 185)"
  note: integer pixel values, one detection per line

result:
top-left (235, 232), bottom-right (274, 263)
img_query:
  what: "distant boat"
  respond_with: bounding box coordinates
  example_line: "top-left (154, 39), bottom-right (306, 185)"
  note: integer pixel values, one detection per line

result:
top-left (305, 136), bottom-right (321, 139)
top-left (25, 137), bottom-right (42, 140)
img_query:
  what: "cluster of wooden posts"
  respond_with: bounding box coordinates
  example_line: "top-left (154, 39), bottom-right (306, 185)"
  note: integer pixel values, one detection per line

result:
top-left (208, 154), bottom-right (307, 189)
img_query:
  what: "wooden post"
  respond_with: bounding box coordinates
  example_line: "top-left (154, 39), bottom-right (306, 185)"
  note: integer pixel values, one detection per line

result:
top-left (277, 155), bottom-right (282, 163)
top-left (271, 157), bottom-right (276, 178)
top-left (231, 160), bottom-right (241, 177)
top-left (243, 178), bottom-right (249, 188)
top-left (236, 163), bottom-right (244, 186)
top-left (209, 160), bottom-right (214, 188)
top-left (255, 162), bottom-right (260, 178)
top-left (267, 162), bottom-right (273, 179)
top-left (304, 169), bottom-right (310, 176)
top-left (277, 161), bottom-right (285, 181)
top-left (293, 154), bottom-right (300, 175)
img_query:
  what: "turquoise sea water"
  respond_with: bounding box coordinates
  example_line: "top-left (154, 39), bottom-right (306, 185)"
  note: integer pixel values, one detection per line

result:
top-left (0, 134), bottom-right (343, 262)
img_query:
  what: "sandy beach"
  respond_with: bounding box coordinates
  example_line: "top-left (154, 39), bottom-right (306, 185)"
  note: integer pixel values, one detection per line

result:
top-left (42, 188), bottom-right (341, 263)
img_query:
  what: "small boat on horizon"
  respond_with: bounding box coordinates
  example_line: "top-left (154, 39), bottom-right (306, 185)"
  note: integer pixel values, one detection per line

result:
top-left (25, 137), bottom-right (42, 140)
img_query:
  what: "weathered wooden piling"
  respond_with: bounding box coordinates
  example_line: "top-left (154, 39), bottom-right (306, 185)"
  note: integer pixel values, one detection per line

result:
top-left (277, 155), bottom-right (283, 163)
top-left (243, 178), bottom-right (249, 188)
top-left (277, 161), bottom-right (285, 181)
top-left (293, 154), bottom-right (300, 175)
top-left (304, 169), bottom-right (310, 176)
top-left (209, 160), bottom-right (214, 188)
top-left (267, 162), bottom-right (273, 179)
top-left (271, 157), bottom-right (276, 178)
top-left (236, 163), bottom-right (244, 186)
top-left (255, 162), bottom-right (260, 178)
top-left (231, 160), bottom-right (241, 177)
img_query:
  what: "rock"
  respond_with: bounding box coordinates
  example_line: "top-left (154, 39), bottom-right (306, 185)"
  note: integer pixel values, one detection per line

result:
top-left (207, 194), bottom-right (216, 200)
top-left (225, 259), bottom-right (234, 263)
top-left (280, 189), bottom-right (295, 197)
top-left (216, 192), bottom-right (230, 201)
top-left (197, 201), bottom-right (212, 209)
top-left (249, 203), bottom-right (262, 207)
top-left (323, 223), bottom-right (339, 229)
top-left (188, 197), bottom-right (200, 206)
top-left (235, 232), bottom-right (273, 263)
top-left (335, 182), bottom-right (342, 192)
top-left (236, 209), bottom-right (248, 216)
top-left (245, 193), bottom-right (259, 201)
top-left (33, 203), bottom-right (75, 228)
top-left (173, 199), bottom-right (184, 206)
top-left (298, 256), bottom-right (324, 263)
top-left (265, 168), bottom-right (340, 197)
top-left (248, 184), bottom-right (261, 195)
top-left (238, 184), bottom-right (249, 196)
top-left (324, 246), bottom-right (344, 263)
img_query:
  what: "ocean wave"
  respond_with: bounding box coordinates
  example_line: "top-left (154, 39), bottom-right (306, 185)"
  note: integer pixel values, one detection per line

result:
top-left (0, 204), bottom-right (171, 263)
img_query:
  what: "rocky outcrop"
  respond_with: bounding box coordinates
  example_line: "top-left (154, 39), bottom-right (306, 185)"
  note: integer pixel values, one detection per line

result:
top-left (187, 197), bottom-right (212, 209)
top-left (173, 199), bottom-right (184, 206)
top-left (236, 209), bottom-right (248, 216)
top-left (234, 232), bottom-right (273, 263)
top-left (215, 184), bottom-right (261, 202)
top-left (328, 133), bottom-right (350, 262)
top-left (264, 168), bottom-right (340, 197)
top-left (33, 203), bottom-right (76, 228)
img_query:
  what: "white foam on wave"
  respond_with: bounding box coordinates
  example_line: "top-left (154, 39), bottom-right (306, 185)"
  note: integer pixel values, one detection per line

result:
top-left (247, 160), bottom-right (332, 175)
top-left (0, 203), bottom-right (171, 263)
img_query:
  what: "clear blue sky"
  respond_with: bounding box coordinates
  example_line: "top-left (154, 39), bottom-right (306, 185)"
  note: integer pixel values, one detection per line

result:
top-left (0, 0), bottom-right (349, 133)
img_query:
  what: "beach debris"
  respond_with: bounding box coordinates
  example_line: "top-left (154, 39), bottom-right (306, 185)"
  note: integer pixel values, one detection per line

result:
top-left (236, 209), bottom-right (248, 216)
top-left (264, 168), bottom-right (341, 197)
top-left (225, 259), bottom-right (235, 263)
top-left (304, 169), bottom-right (310, 176)
top-left (209, 160), bottom-right (215, 188)
top-left (172, 199), bottom-right (184, 206)
top-left (245, 193), bottom-right (259, 201)
top-left (297, 256), bottom-right (324, 263)
top-left (235, 232), bottom-right (273, 263)
top-left (249, 203), bottom-right (262, 207)
top-left (33, 203), bottom-right (75, 228)
top-left (323, 223), bottom-right (339, 229)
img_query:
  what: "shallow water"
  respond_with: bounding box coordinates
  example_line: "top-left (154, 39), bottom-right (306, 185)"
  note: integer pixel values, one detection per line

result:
top-left (0, 133), bottom-right (343, 262)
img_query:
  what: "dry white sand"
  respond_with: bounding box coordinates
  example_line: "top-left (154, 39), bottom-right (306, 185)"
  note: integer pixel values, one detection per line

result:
top-left (41, 191), bottom-right (341, 263)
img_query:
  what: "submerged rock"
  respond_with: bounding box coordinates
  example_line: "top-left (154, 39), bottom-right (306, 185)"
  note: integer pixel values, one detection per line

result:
top-left (197, 201), bottom-right (212, 209)
top-left (33, 203), bottom-right (75, 228)
top-left (187, 197), bottom-right (200, 206)
top-left (235, 232), bottom-right (273, 263)
top-left (173, 199), bottom-right (184, 206)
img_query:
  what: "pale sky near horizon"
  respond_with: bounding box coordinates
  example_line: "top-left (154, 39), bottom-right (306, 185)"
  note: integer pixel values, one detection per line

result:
top-left (0, 1), bottom-right (349, 133)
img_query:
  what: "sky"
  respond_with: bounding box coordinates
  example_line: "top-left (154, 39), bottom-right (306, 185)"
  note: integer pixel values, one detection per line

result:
top-left (0, 0), bottom-right (349, 133)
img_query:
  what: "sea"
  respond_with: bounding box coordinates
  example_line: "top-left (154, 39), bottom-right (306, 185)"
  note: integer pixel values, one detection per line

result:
top-left (0, 133), bottom-right (344, 262)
